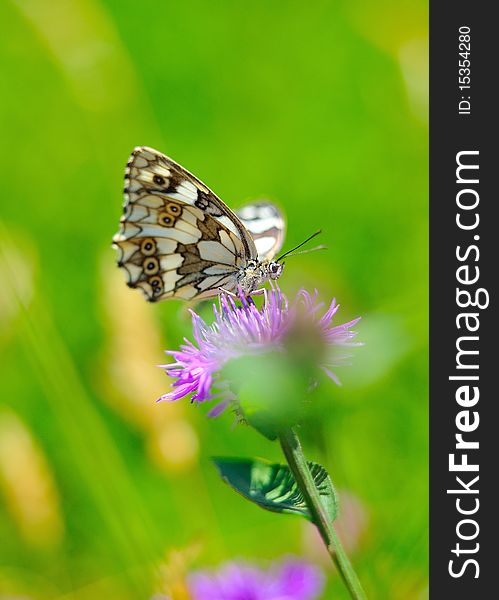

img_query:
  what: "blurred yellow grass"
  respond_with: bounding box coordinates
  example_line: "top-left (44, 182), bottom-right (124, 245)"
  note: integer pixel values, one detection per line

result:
top-left (99, 259), bottom-right (199, 473)
top-left (0, 409), bottom-right (63, 548)
top-left (154, 545), bottom-right (202, 600)
top-left (1, 230), bottom-right (161, 594)
top-left (0, 226), bottom-right (35, 345)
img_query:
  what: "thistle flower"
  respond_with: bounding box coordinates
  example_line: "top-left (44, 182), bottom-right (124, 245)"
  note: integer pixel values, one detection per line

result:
top-left (160, 287), bottom-right (360, 418)
top-left (188, 557), bottom-right (324, 600)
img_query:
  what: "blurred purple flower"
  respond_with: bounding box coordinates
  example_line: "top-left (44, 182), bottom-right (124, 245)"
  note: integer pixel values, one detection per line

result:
top-left (188, 557), bottom-right (324, 600)
top-left (159, 287), bottom-right (360, 416)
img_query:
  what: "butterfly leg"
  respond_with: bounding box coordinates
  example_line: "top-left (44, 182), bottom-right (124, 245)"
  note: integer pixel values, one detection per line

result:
top-left (217, 287), bottom-right (239, 314)
top-left (217, 287), bottom-right (238, 298)
top-left (248, 287), bottom-right (269, 306)
top-left (217, 287), bottom-right (269, 308)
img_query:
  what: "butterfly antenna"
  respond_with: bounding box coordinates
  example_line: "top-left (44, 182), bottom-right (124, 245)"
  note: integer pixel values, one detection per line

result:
top-left (276, 230), bottom-right (324, 262)
top-left (280, 244), bottom-right (327, 258)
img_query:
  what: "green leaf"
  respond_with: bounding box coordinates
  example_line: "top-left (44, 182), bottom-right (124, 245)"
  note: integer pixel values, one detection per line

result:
top-left (213, 457), bottom-right (338, 522)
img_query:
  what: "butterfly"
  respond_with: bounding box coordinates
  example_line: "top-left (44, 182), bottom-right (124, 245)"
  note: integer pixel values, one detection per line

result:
top-left (112, 147), bottom-right (286, 302)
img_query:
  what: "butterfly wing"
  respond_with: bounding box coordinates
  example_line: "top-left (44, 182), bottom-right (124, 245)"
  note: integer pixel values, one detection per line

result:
top-left (113, 147), bottom-right (256, 302)
top-left (236, 201), bottom-right (285, 261)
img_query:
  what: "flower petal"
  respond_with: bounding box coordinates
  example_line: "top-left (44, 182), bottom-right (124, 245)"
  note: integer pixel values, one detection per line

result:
top-left (160, 286), bottom-right (360, 415)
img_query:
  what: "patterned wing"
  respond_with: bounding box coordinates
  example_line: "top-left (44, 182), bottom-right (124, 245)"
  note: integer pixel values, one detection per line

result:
top-left (112, 147), bottom-right (255, 302)
top-left (236, 201), bottom-right (285, 261)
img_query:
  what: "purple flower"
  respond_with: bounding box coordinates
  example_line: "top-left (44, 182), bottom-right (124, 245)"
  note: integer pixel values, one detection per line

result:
top-left (160, 287), bottom-right (360, 416)
top-left (188, 557), bottom-right (325, 600)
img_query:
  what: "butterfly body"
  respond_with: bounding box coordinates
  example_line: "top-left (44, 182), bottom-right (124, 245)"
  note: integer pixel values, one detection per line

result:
top-left (113, 147), bottom-right (285, 302)
top-left (236, 259), bottom-right (284, 294)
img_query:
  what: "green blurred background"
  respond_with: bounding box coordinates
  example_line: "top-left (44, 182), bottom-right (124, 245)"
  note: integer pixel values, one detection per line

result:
top-left (0, 1), bottom-right (427, 598)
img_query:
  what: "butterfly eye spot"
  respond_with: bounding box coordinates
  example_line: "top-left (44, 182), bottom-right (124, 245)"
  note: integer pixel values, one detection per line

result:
top-left (165, 202), bottom-right (183, 217)
top-left (140, 238), bottom-right (156, 256)
top-left (148, 276), bottom-right (163, 295)
top-left (153, 175), bottom-right (166, 185)
top-left (143, 257), bottom-right (160, 274)
top-left (158, 211), bottom-right (174, 226)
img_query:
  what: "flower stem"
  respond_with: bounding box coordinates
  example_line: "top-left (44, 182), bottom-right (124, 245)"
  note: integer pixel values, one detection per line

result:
top-left (279, 428), bottom-right (367, 600)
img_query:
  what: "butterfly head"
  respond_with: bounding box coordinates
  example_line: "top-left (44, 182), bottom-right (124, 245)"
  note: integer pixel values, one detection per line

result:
top-left (267, 260), bottom-right (284, 281)
top-left (238, 259), bottom-right (284, 294)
